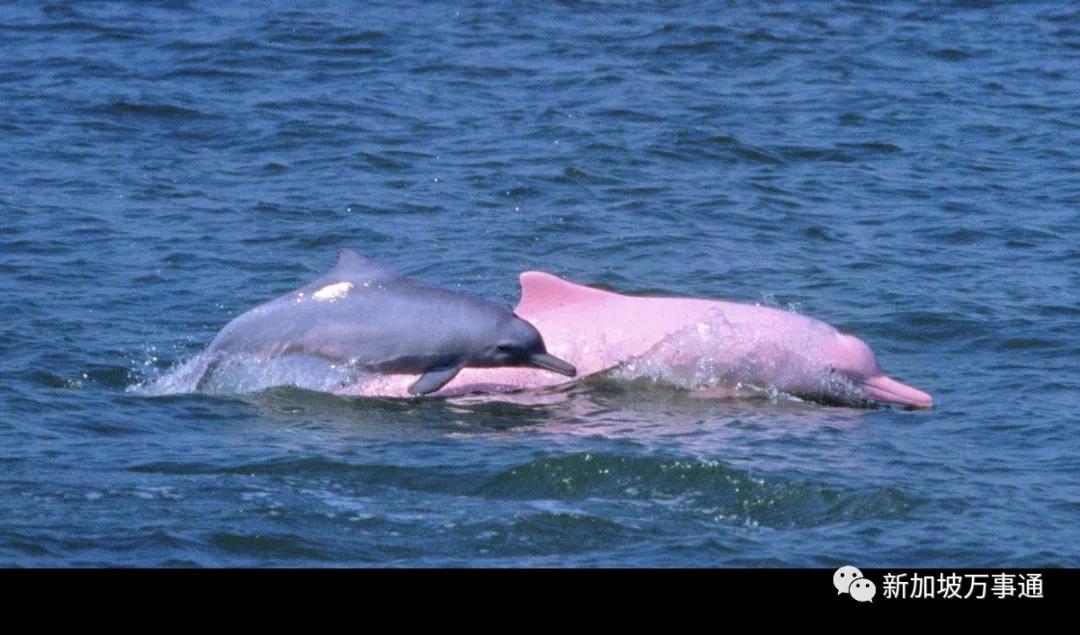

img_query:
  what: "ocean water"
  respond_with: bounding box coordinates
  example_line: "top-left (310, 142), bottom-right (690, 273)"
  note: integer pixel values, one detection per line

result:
top-left (2, 1), bottom-right (1078, 566)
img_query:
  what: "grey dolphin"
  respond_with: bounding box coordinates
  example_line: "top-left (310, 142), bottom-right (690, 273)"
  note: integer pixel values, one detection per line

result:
top-left (190, 249), bottom-right (576, 395)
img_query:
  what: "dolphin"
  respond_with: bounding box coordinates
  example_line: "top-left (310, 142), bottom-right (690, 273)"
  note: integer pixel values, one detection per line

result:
top-left (185, 250), bottom-right (576, 395)
top-left (339, 271), bottom-right (934, 409)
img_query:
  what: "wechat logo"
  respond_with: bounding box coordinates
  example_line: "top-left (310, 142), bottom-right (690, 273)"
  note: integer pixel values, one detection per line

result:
top-left (834, 566), bottom-right (876, 603)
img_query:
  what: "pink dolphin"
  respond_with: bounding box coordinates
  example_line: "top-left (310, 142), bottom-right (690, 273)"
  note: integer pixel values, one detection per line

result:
top-left (337, 272), bottom-right (933, 409)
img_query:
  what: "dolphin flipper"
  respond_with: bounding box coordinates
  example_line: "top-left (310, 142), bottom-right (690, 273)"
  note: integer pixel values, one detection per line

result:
top-left (164, 351), bottom-right (218, 392)
top-left (408, 363), bottom-right (465, 396)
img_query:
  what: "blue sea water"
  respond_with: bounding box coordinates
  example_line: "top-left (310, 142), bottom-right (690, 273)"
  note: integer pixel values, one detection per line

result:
top-left (1, 1), bottom-right (1078, 567)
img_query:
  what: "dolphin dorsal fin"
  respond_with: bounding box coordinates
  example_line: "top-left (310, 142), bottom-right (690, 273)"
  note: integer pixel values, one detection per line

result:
top-left (327, 249), bottom-right (401, 281)
top-left (516, 271), bottom-right (617, 315)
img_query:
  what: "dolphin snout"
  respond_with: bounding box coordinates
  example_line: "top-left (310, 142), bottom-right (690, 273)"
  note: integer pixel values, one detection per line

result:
top-left (859, 374), bottom-right (934, 410)
top-left (527, 352), bottom-right (577, 377)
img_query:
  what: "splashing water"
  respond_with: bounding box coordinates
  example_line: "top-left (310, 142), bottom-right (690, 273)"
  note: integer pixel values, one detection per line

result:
top-left (131, 353), bottom-right (367, 397)
top-left (609, 308), bottom-right (865, 406)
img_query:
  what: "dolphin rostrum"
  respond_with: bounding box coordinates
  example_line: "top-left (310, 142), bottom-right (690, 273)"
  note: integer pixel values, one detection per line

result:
top-left (188, 249), bottom-right (576, 395)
